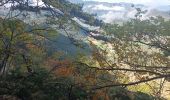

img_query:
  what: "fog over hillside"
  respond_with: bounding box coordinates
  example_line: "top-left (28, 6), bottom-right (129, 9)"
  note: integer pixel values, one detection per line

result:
top-left (69, 0), bottom-right (170, 23)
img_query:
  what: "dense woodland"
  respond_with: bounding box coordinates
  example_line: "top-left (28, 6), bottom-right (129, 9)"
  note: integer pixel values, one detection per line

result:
top-left (0, 0), bottom-right (170, 100)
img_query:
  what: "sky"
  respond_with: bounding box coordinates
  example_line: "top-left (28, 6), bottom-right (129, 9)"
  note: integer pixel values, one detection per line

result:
top-left (83, 0), bottom-right (170, 6)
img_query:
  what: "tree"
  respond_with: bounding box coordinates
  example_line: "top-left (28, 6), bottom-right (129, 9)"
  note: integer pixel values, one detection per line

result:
top-left (1, 0), bottom-right (170, 99)
top-left (85, 16), bottom-right (170, 98)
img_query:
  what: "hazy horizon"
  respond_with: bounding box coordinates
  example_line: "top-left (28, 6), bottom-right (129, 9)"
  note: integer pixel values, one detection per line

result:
top-left (83, 0), bottom-right (170, 6)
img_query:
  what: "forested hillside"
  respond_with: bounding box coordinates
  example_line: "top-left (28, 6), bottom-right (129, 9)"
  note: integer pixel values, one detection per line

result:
top-left (0, 0), bottom-right (170, 100)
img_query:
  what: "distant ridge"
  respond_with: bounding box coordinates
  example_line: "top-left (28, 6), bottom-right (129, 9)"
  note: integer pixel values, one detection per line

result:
top-left (69, 0), bottom-right (170, 23)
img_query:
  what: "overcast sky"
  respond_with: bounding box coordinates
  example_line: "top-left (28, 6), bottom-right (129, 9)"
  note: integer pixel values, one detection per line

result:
top-left (83, 0), bottom-right (170, 6)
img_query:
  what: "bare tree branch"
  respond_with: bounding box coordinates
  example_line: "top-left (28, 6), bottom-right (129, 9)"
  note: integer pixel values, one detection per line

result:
top-left (92, 74), bottom-right (170, 90)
